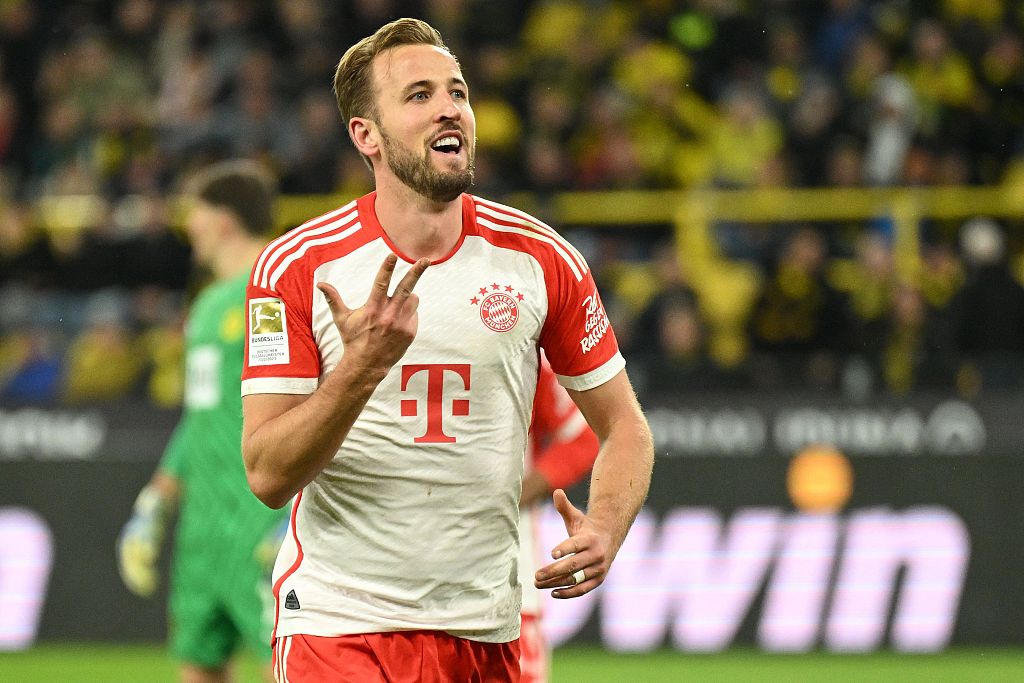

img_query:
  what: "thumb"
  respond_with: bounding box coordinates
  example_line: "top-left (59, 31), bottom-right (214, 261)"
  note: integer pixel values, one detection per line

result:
top-left (552, 488), bottom-right (580, 533)
top-left (317, 282), bottom-right (351, 318)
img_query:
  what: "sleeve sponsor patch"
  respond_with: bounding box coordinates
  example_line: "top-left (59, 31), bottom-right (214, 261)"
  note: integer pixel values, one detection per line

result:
top-left (248, 297), bottom-right (290, 366)
top-left (578, 289), bottom-right (611, 354)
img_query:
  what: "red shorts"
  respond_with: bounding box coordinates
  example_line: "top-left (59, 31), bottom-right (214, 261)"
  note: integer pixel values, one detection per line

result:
top-left (518, 613), bottom-right (549, 683)
top-left (273, 631), bottom-right (521, 683)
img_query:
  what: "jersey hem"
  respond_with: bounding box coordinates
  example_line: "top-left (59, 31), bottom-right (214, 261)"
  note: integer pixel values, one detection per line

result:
top-left (241, 376), bottom-right (317, 396)
top-left (272, 622), bottom-right (521, 644)
top-left (555, 353), bottom-right (625, 392)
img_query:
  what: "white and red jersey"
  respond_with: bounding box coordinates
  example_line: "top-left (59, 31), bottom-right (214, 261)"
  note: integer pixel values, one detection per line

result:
top-left (242, 192), bottom-right (623, 644)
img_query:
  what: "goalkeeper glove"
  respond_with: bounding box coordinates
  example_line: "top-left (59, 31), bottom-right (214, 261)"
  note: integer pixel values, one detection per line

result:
top-left (117, 485), bottom-right (170, 598)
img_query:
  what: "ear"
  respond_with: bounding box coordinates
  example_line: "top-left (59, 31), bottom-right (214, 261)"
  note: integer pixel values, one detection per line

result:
top-left (349, 117), bottom-right (380, 159)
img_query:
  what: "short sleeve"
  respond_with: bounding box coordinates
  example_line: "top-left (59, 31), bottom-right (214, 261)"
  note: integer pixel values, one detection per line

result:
top-left (538, 256), bottom-right (624, 392)
top-left (241, 260), bottom-right (321, 396)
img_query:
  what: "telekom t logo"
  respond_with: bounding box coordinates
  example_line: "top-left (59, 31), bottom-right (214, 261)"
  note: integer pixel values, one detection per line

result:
top-left (400, 364), bottom-right (471, 443)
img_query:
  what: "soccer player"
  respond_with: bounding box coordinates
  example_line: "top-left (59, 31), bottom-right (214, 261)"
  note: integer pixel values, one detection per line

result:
top-left (241, 18), bottom-right (654, 682)
top-left (519, 356), bottom-right (600, 683)
top-left (117, 161), bottom-right (287, 683)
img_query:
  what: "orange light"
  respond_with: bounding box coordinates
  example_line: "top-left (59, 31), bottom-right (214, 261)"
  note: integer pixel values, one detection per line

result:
top-left (786, 444), bottom-right (853, 513)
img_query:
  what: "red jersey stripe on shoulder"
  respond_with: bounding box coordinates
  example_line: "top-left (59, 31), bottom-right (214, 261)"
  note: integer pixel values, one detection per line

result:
top-left (476, 215), bottom-right (586, 281)
top-left (473, 197), bottom-right (587, 271)
top-left (255, 201), bottom-right (358, 288)
top-left (262, 214), bottom-right (362, 289)
top-left (272, 491), bottom-right (305, 640)
top-left (253, 200), bottom-right (357, 288)
top-left (267, 223), bottom-right (366, 289)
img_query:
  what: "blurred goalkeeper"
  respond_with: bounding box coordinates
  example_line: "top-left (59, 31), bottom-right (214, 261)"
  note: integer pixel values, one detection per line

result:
top-left (117, 160), bottom-right (287, 683)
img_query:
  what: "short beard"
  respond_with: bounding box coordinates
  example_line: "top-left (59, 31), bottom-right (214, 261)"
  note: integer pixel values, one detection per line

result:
top-left (380, 127), bottom-right (474, 203)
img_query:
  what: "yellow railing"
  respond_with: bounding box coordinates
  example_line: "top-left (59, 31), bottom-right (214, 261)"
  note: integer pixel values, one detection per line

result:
top-left (38, 181), bottom-right (1024, 237)
top-left (271, 183), bottom-right (1024, 283)
top-left (276, 182), bottom-right (1023, 361)
top-left (35, 179), bottom-right (1024, 366)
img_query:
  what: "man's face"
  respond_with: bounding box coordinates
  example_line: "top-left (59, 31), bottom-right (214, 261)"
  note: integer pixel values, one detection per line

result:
top-left (368, 43), bottom-right (476, 202)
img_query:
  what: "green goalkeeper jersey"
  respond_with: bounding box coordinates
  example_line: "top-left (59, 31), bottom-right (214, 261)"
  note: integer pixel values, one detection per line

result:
top-left (160, 271), bottom-right (286, 578)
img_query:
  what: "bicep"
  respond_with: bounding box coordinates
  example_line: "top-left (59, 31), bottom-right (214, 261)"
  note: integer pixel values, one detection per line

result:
top-left (566, 370), bottom-right (643, 441)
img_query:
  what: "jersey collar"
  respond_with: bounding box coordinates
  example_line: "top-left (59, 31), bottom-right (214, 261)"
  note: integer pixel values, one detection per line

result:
top-left (357, 191), bottom-right (475, 266)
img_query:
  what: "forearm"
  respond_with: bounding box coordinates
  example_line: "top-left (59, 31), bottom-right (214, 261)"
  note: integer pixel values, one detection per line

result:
top-left (243, 360), bottom-right (386, 508)
top-left (586, 415), bottom-right (653, 556)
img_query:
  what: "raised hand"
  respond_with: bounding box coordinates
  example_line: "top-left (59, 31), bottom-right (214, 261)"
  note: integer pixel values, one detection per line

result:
top-left (317, 253), bottom-right (430, 377)
top-left (534, 489), bottom-right (613, 598)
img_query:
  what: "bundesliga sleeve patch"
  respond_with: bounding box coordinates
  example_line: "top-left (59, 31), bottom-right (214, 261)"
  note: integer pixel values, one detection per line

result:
top-left (248, 297), bottom-right (290, 366)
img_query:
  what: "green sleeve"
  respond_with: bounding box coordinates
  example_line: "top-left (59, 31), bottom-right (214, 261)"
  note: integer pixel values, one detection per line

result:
top-left (158, 418), bottom-right (192, 478)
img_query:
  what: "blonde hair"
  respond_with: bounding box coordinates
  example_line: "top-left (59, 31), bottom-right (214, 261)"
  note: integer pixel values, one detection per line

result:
top-left (333, 18), bottom-right (456, 127)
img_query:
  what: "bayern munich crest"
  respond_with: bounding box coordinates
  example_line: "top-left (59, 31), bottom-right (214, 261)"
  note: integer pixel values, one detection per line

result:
top-left (470, 282), bottom-right (524, 333)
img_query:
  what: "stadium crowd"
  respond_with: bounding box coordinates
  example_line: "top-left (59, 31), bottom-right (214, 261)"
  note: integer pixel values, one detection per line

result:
top-left (2, 0), bottom-right (1024, 405)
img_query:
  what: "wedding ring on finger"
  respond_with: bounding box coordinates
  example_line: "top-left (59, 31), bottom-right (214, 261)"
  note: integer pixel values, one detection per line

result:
top-left (571, 569), bottom-right (586, 586)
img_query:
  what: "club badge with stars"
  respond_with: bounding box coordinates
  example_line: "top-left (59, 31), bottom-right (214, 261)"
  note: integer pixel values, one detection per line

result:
top-left (470, 282), bottom-right (523, 333)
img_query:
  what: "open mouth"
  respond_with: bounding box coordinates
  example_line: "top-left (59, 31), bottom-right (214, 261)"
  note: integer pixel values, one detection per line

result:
top-left (431, 135), bottom-right (462, 155)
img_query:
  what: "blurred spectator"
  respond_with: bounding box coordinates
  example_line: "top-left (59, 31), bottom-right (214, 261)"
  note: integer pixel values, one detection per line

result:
top-left (0, 1), bottom-right (48, 189)
top-left (843, 31), bottom-right (892, 104)
top-left (814, 0), bottom-right (873, 76)
top-left (274, 0), bottom-right (343, 93)
top-left (875, 283), bottom-right (957, 394)
top-left (0, 327), bottom-right (62, 405)
top-left (117, 194), bottom-right (192, 290)
top-left (111, 0), bottom-right (162, 62)
top-left (628, 238), bottom-right (753, 393)
top-left (212, 46), bottom-right (303, 165)
top-left (0, 84), bottom-right (28, 183)
top-left (627, 240), bottom-right (701, 356)
top-left (132, 286), bottom-right (186, 408)
top-left (949, 217), bottom-right (1024, 390)
top-left (280, 90), bottom-right (348, 193)
top-left (138, 320), bottom-right (184, 408)
top-left (154, 5), bottom-right (221, 166)
top-left (903, 18), bottom-right (976, 146)
top-left (572, 87), bottom-right (645, 189)
top-left (709, 83), bottom-right (784, 188)
top-left (833, 230), bottom-right (896, 355)
top-left (632, 294), bottom-right (740, 396)
top-left (521, 134), bottom-right (574, 193)
top-left (786, 74), bottom-right (844, 185)
top-left (61, 290), bottom-right (144, 403)
top-left (975, 29), bottom-right (1024, 184)
top-left (749, 226), bottom-right (847, 388)
top-left (0, 202), bottom-right (57, 290)
top-left (862, 73), bottom-right (918, 185)
top-left (919, 239), bottom-right (964, 310)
